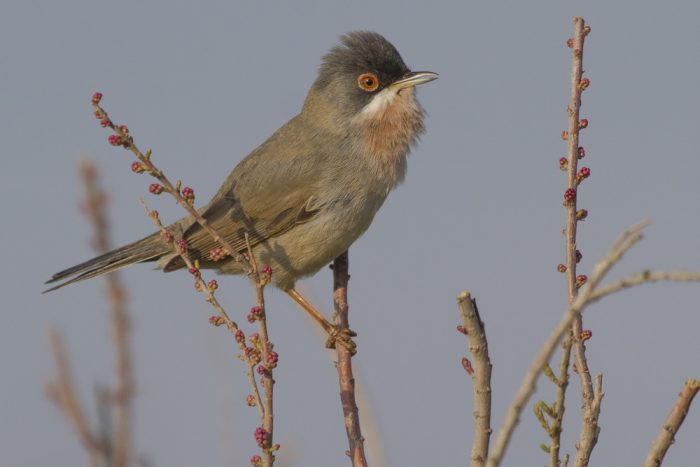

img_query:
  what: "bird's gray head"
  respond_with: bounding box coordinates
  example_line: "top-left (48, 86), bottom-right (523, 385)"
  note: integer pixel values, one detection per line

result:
top-left (304, 31), bottom-right (438, 130)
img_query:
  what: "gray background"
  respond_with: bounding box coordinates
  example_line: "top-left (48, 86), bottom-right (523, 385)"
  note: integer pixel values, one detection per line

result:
top-left (2, 1), bottom-right (699, 466)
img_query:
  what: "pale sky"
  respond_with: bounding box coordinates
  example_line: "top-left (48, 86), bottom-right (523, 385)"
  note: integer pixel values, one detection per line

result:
top-left (2, 1), bottom-right (699, 466)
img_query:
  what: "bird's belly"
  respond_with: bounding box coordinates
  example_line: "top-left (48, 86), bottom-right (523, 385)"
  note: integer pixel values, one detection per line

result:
top-left (257, 201), bottom-right (378, 290)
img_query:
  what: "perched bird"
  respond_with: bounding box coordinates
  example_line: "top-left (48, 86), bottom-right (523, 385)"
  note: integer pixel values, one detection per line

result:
top-left (46, 31), bottom-right (437, 351)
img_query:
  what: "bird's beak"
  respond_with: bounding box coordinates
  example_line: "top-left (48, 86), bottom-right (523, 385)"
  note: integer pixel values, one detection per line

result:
top-left (390, 71), bottom-right (439, 91)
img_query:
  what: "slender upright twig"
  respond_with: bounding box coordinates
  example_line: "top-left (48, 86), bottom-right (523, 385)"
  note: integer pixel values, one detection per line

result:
top-left (47, 161), bottom-right (138, 467)
top-left (549, 338), bottom-right (571, 466)
top-left (457, 292), bottom-right (492, 467)
top-left (488, 220), bottom-right (700, 467)
top-left (79, 161), bottom-right (134, 467)
top-left (488, 221), bottom-right (644, 467)
top-left (332, 252), bottom-right (367, 467)
top-left (560, 17), bottom-right (602, 467)
top-left (47, 330), bottom-right (106, 467)
top-left (531, 16), bottom-right (594, 466)
top-left (643, 379), bottom-right (700, 467)
top-left (485, 17), bottom-right (700, 467)
top-left (245, 234), bottom-right (277, 467)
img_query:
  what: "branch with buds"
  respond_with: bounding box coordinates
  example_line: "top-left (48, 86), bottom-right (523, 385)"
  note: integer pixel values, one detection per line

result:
top-left (92, 93), bottom-right (278, 466)
top-left (455, 17), bottom-right (700, 467)
top-left (457, 292), bottom-right (492, 466)
top-left (488, 220), bottom-right (700, 467)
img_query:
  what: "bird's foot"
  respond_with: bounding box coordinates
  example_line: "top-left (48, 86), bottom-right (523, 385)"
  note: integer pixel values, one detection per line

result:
top-left (324, 325), bottom-right (358, 355)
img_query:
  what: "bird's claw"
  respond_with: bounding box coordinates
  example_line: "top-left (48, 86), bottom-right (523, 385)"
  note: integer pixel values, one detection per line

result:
top-left (324, 325), bottom-right (357, 355)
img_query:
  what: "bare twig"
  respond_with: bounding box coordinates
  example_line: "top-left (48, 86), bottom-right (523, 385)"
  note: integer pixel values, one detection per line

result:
top-left (644, 379), bottom-right (700, 467)
top-left (589, 271), bottom-right (700, 302)
top-left (487, 221), bottom-right (647, 467)
top-left (47, 162), bottom-right (137, 467)
top-left (79, 161), bottom-right (134, 467)
top-left (332, 252), bottom-right (367, 467)
top-left (489, 218), bottom-right (700, 467)
top-left (549, 338), bottom-right (572, 467)
top-left (457, 292), bottom-right (492, 467)
top-left (570, 374), bottom-right (605, 466)
top-left (46, 330), bottom-right (106, 467)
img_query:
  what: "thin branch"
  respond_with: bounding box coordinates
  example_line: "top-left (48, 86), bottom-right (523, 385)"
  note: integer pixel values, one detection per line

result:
top-left (487, 221), bottom-right (648, 467)
top-left (549, 338), bottom-right (572, 467)
top-left (574, 373), bottom-right (604, 466)
top-left (47, 162), bottom-right (138, 467)
top-left (589, 271), bottom-right (700, 303)
top-left (644, 379), bottom-right (700, 467)
top-left (332, 252), bottom-right (367, 467)
top-left (487, 219), bottom-right (700, 467)
top-left (92, 95), bottom-right (244, 264)
top-left (46, 330), bottom-right (106, 467)
top-left (79, 161), bottom-right (134, 467)
top-left (142, 203), bottom-right (278, 465)
top-left (558, 16), bottom-right (600, 467)
top-left (245, 234), bottom-right (277, 467)
top-left (93, 95), bottom-right (278, 465)
top-left (457, 292), bottom-right (492, 467)
top-left (139, 202), bottom-right (265, 417)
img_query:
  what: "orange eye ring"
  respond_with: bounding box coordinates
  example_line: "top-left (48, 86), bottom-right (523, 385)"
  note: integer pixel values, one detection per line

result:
top-left (357, 72), bottom-right (380, 92)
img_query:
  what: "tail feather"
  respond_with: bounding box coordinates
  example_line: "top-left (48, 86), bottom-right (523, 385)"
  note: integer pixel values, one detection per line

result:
top-left (44, 232), bottom-right (166, 293)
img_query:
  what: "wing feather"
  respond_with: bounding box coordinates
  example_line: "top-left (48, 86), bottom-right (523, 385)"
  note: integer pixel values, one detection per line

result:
top-left (163, 115), bottom-right (328, 271)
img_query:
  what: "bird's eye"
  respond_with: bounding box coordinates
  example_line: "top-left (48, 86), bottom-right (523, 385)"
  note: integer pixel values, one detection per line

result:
top-left (357, 72), bottom-right (380, 92)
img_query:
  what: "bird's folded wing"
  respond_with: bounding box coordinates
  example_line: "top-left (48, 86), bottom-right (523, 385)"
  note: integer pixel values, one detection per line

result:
top-left (162, 191), bottom-right (320, 271)
top-left (162, 133), bottom-right (328, 271)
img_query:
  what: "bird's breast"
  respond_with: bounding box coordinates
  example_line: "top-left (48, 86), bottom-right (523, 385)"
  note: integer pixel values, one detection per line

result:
top-left (352, 87), bottom-right (425, 186)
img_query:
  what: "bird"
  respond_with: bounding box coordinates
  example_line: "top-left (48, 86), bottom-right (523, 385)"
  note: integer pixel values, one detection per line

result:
top-left (46, 31), bottom-right (437, 352)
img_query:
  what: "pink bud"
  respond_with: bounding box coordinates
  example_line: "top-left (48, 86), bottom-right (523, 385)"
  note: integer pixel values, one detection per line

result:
top-left (149, 183), bottom-right (164, 195)
top-left (564, 188), bottom-right (577, 204)
top-left (108, 134), bottom-right (122, 146)
top-left (131, 161), bottom-right (146, 173)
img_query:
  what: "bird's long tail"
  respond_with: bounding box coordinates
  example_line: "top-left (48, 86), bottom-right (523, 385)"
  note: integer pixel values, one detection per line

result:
top-left (44, 232), bottom-right (167, 293)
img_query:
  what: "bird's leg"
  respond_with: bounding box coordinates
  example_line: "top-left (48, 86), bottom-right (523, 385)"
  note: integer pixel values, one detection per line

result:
top-left (286, 289), bottom-right (357, 354)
